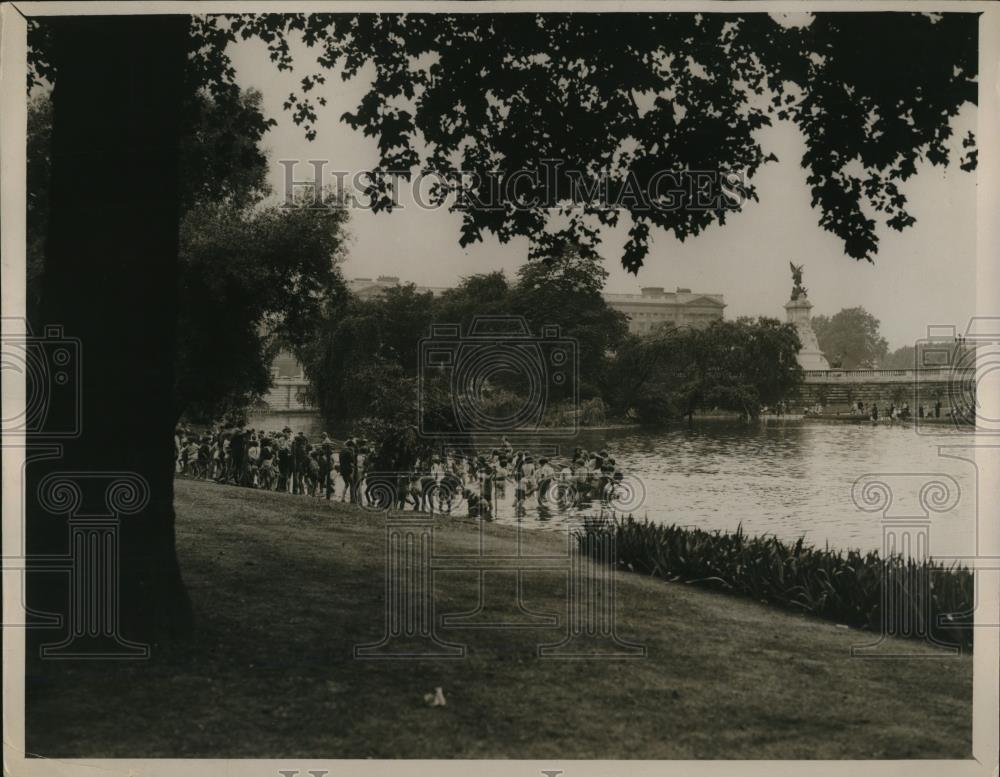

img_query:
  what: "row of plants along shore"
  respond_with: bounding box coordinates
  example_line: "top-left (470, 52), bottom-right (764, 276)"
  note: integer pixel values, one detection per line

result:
top-left (576, 515), bottom-right (974, 652)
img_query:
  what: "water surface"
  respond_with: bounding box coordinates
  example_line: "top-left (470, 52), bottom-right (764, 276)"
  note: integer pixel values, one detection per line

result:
top-left (248, 412), bottom-right (978, 557)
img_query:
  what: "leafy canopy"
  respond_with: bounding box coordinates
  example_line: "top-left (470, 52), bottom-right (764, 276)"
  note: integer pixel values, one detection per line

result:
top-left (301, 247), bottom-right (628, 429)
top-left (29, 13), bottom-right (978, 272)
top-left (811, 306), bottom-right (889, 369)
top-left (612, 317), bottom-right (803, 422)
top-left (26, 88), bottom-right (349, 422)
top-left (190, 12), bottom-right (976, 272)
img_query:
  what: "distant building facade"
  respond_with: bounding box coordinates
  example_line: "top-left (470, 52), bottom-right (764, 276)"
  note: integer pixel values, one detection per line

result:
top-left (259, 351), bottom-right (312, 412)
top-left (348, 275), bottom-right (451, 299)
top-left (602, 286), bottom-right (726, 334)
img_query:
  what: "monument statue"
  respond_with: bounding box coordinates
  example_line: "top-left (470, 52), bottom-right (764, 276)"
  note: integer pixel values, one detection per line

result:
top-left (784, 261), bottom-right (829, 370)
top-left (789, 262), bottom-right (807, 301)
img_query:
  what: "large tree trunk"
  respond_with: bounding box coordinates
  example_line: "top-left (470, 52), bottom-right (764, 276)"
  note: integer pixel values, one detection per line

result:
top-left (28, 15), bottom-right (193, 650)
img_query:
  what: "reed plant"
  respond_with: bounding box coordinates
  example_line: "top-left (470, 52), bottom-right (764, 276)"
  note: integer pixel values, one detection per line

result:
top-left (577, 514), bottom-right (973, 651)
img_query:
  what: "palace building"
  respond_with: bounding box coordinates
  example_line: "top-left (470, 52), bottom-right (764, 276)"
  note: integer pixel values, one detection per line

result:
top-left (602, 286), bottom-right (726, 334)
top-left (347, 276), bottom-right (452, 299)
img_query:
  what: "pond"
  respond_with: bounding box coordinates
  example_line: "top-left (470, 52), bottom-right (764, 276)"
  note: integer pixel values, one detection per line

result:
top-left (247, 411), bottom-right (979, 557)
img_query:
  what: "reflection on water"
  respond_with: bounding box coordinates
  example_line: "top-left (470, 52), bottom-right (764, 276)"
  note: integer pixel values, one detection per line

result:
top-left (248, 412), bottom-right (977, 556)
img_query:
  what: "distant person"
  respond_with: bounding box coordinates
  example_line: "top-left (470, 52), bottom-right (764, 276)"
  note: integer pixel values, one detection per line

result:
top-left (494, 458), bottom-right (508, 502)
top-left (338, 442), bottom-right (356, 503)
top-left (354, 446), bottom-right (369, 505)
top-left (292, 431), bottom-right (310, 495)
top-left (230, 427), bottom-right (247, 486)
top-left (522, 455), bottom-right (536, 497)
top-left (307, 452), bottom-right (321, 497)
top-left (935, 400), bottom-right (942, 418)
top-left (477, 460), bottom-right (494, 518)
top-left (513, 461), bottom-right (527, 517)
top-left (536, 457), bottom-right (555, 505)
top-left (320, 435), bottom-right (336, 499)
top-left (277, 434), bottom-right (292, 493)
top-left (247, 437), bottom-right (260, 485)
top-left (431, 455), bottom-right (446, 481)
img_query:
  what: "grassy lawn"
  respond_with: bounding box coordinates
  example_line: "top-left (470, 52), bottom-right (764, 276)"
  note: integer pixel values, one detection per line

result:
top-left (25, 478), bottom-right (972, 759)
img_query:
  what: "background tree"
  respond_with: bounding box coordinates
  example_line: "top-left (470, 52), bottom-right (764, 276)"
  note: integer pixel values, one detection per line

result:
top-left (881, 342), bottom-right (969, 372)
top-left (512, 244), bottom-right (629, 400)
top-left (301, 250), bottom-right (628, 432)
top-left (27, 89), bottom-right (350, 425)
top-left (349, 362), bottom-right (439, 472)
top-left (613, 318), bottom-right (803, 423)
top-left (434, 271), bottom-right (513, 330)
top-left (25, 94), bottom-right (52, 324)
top-left (176, 196), bottom-right (348, 422)
top-left (298, 284), bottom-right (431, 423)
top-left (882, 345), bottom-right (918, 370)
top-left (369, 285), bottom-right (438, 372)
top-left (811, 307), bottom-right (889, 369)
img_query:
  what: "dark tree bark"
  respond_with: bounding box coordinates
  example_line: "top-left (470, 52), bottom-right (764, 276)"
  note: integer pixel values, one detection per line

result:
top-left (28, 15), bottom-right (193, 648)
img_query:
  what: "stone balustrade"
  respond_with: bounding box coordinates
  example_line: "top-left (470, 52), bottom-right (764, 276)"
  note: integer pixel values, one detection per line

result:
top-left (797, 366), bottom-right (972, 411)
top-left (802, 367), bottom-right (961, 383)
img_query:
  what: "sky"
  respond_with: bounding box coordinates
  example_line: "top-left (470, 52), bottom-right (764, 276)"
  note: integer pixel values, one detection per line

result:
top-left (228, 27), bottom-right (978, 352)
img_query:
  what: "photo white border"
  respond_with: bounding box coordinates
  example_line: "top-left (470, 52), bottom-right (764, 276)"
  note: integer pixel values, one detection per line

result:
top-left (2, 2), bottom-right (998, 776)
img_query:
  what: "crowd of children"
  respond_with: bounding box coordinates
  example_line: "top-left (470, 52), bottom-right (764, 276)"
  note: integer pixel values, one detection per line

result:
top-left (174, 426), bottom-right (629, 520)
top-left (174, 426), bottom-right (372, 500)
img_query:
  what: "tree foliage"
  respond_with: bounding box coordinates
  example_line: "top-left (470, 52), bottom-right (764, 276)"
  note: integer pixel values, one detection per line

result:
top-left (92, 11), bottom-right (978, 273)
top-left (26, 89), bottom-right (349, 423)
top-left (511, 244), bottom-right (629, 398)
top-left (301, 248), bottom-right (627, 429)
top-left (881, 344), bottom-right (918, 371)
top-left (29, 12), bottom-right (978, 272)
top-left (811, 306), bottom-right (889, 369)
top-left (612, 317), bottom-right (803, 422)
top-left (177, 196), bottom-right (349, 422)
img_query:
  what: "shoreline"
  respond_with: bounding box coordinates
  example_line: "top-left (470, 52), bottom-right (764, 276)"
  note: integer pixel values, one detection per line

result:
top-left (247, 412), bottom-right (971, 432)
top-left (171, 471), bottom-right (953, 560)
